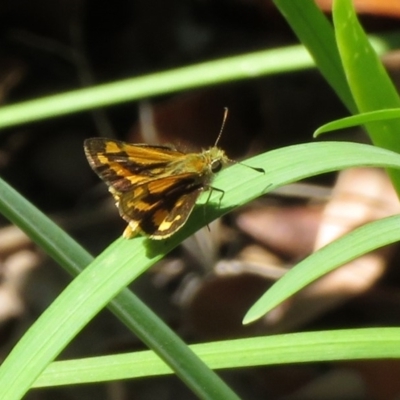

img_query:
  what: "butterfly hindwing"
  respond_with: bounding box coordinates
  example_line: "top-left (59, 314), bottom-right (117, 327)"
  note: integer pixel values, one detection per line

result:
top-left (119, 174), bottom-right (203, 238)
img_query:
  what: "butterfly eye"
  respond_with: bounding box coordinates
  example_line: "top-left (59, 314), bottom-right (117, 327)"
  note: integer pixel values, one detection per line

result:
top-left (211, 159), bottom-right (223, 173)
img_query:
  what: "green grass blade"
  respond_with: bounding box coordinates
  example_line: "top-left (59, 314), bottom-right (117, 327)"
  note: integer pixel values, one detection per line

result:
top-left (333, 0), bottom-right (400, 193)
top-left (314, 108), bottom-right (400, 136)
top-left (107, 291), bottom-right (242, 400)
top-left (334, 0), bottom-right (400, 113)
top-left (244, 215), bottom-right (400, 324)
top-left (34, 327), bottom-right (400, 387)
top-left (0, 46), bottom-right (315, 130)
top-left (1, 142), bottom-right (400, 399)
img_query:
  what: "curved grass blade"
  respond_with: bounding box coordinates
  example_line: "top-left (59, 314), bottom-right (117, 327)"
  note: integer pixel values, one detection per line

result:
top-left (314, 108), bottom-right (400, 136)
top-left (244, 215), bottom-right (400, 324)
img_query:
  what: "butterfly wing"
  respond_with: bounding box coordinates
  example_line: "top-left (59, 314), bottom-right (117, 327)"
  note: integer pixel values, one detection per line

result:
top-left (84, 138), bottom-right (186, 192)
top-left (84, 138), bottom-right (207, 239)
top-left (119, 174), bottom-right (204, 238)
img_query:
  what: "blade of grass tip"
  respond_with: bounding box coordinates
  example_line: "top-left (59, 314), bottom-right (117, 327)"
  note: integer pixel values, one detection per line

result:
top-left (244, 214), bottom-right (400, 324)
top-left (314, 108), bottom-right (400, 136)
top-left (333, 0), bottom-right (400, 193)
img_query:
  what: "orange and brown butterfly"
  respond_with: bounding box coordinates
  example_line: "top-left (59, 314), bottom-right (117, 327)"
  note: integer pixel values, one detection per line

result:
top-left (84, 109), bottom-right (263, 239)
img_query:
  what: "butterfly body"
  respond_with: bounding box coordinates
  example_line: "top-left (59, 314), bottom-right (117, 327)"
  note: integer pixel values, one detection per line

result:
top-left (84, 138), bottom-right (230, 239)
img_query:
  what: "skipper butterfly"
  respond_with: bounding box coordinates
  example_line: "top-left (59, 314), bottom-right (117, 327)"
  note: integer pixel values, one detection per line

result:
top-left (84, 109), bottom-right (263, 239)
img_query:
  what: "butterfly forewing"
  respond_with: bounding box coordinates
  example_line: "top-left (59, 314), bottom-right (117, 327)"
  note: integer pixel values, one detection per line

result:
top-left (84, 138), bottom-right (188, 189)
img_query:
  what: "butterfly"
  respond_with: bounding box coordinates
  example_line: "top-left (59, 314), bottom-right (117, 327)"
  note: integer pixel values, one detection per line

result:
top-left (84, 109), bottom-right (263, 239)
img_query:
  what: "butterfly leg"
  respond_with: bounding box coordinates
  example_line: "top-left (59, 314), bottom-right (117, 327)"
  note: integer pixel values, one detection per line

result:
top-left (206, 186), bottom-right (225, 207)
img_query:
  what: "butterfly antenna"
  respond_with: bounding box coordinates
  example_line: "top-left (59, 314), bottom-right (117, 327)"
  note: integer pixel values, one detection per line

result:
top-left (214, 107), bottom-right (264, 174)
top-left (214, 107), bottom-right (229, 147)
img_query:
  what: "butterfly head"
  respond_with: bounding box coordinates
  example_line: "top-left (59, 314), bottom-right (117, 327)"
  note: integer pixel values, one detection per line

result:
top-left (207, 146), bottom-right (230, 174)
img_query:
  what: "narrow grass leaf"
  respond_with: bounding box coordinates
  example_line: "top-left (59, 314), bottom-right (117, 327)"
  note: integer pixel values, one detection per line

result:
top-left (0, 46), bottom-right (315, 130)
top-left (314, 108), bottom-right (400, 136)
top-left (244, 215), bottom-right (400, 324)
top-left (34, 327), bottom-right (400, 387)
